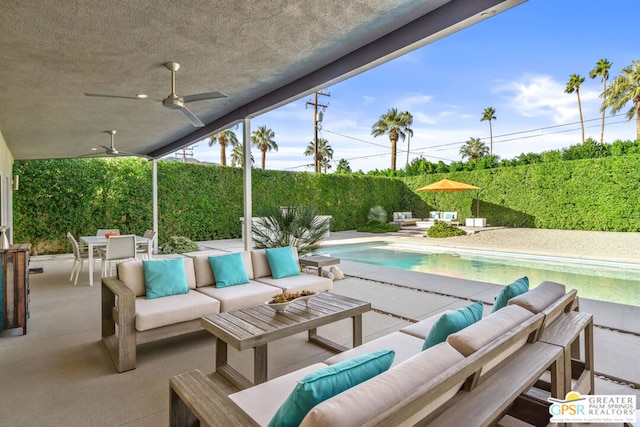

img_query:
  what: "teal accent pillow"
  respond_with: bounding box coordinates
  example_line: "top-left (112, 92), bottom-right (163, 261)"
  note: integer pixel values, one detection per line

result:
top-left (268, 349), bottom-right (395, 427)
top-left (444, 212), bottom-right (455, 219)
top-left (142, 258), bottom-right (189, 300)
top-left (405, 212), bottom-right (412, 219)
top-left (491, 276), bottom-right (529, 313)
top-left (423, 301), bottom-right (483, 350)
top-left (208, 253), bottom-right (250, 288)
top-left (265, 246), bottom-right (301, 279)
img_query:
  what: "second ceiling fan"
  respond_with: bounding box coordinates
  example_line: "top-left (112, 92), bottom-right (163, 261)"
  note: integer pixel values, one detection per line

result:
top-left (85, 62), bottom-right (227, 127)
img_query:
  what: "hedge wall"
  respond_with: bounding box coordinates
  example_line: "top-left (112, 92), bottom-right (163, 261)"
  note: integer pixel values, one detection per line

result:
top-left (13, 159), bottom-right (428, 254)
top-left (403, 154), bottom-right (640, 231)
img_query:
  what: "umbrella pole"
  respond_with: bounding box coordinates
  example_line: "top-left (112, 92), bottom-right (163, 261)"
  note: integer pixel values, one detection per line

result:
top-left (476, 190), bottom-right (479, 218)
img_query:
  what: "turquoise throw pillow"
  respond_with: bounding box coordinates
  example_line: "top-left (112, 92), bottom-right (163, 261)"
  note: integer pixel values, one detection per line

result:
top-left (142, 258), bottom-right (189, 300)
top-left (268, 349), bottom-right (395, 427)
top-left (265, 246), bottom-right (301, 279)
top-left (491, 276), bottom-right (529, 313)
top-left (208, 252), bottom-right (250, 288)
top-left (422, 301), bottom-right (484, 350)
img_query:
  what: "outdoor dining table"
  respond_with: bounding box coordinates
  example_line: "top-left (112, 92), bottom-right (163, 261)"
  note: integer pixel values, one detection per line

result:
top-left (79, 235), bottom-right (152, 286)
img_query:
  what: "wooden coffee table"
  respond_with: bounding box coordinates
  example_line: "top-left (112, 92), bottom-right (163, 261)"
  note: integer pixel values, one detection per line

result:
top-left (200, 292), bottom-right (371, 390)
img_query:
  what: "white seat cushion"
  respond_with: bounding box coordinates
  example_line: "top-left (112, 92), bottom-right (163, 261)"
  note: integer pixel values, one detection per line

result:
top-left (447, 304), bottom-right (534, 357)
top-left (192, 252), bottom-right (254, 287)
top-left (399, 310), bottom-right (454, 339)
top-left (301, 343), bottom-right (465, 427)
top-left (135, 290), bottom-right (220, 331)
top-left (118, 257), bottom-right (196, 297)
top-left (229, 363), bottom-right (328, 427)
top-left (195, 281), bottom-right (281, 312)
top-left (508, 281), bottom-right (566, 314)
top-left (255, 274), bottom-right (332, 293)
top-left (324, 332), bottom-right (423, 368)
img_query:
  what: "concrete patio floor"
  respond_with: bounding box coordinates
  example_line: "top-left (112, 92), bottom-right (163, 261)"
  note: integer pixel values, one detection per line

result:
top-left (0, 230), bottom-right (638, 426)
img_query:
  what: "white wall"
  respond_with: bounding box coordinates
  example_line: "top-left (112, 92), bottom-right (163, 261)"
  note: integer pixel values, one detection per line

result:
top-left (0, 131), bottom-right (15, 242)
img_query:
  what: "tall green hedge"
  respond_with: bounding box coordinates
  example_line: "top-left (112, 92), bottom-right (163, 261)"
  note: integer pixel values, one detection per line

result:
top-left (403, 154), bottom-right (640, 231)
top-left (15, 154), bottom-right (640, 254)
top-left (13, 159), bottom-right (427, 254)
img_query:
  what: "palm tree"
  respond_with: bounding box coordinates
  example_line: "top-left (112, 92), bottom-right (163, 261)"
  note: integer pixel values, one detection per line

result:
top-left (481, 107), bottom-right (497, 155)
top-left (230, 144), bottom-right (254, 168)
top-left (603, 60), bottom-right (640, 141)
top-left (565, 73), bottom-right (586, 143)
top-left (371, 108), bottom-right (412, 171)
top-left (303, 138), bottom-right (333, 173)
top-left (207, 127), bottom-right (239, 166)
top-left (590, 59), bottom-right (613, 144)
top-left (400, 111), bottom-right (414, 168)
top-left (459, 137), bottom-right (489, 160)
top-left (336, 158), bottom-right (351, 174)
top-left (251, 126), bottom-right (278, 170)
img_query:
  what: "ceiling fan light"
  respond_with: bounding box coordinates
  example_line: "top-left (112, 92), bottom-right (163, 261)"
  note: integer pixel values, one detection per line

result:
top-left (136, 93), bottom-right (149, 99)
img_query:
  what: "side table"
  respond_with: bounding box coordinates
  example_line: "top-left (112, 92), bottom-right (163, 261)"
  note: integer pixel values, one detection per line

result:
top-left (539, 311), bottom-right (594, 396)
top-left (299, 255), bottom-right (340, 277)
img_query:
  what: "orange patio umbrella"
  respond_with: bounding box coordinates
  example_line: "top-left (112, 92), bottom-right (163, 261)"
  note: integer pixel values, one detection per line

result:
top-left (416, 178), bottom-right (482, 217)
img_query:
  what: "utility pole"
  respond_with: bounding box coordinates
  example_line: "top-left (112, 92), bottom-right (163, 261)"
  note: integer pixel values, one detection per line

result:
top-left (306, 91), bottom-right (330, 173)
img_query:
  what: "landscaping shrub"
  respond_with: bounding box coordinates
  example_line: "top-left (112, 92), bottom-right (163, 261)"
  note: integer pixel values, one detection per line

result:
top-left (356, 221), bottom-right (400, 233)
top-left (426, 222), bottom-right (466, 238)
top-left (161, 236), bottom-right (199, 254)
top-left (251, 206), bottom-right (330, 255)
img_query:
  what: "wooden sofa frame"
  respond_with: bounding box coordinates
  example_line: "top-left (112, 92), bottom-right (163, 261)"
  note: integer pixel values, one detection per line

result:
top-left (168, 289), bottom-right (583, 426)
top-left (102, 277), bottom-right (206, 373)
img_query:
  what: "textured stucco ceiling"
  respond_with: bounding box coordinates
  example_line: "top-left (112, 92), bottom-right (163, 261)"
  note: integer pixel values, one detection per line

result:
top-left (0, 0), bottom-right (525, 161)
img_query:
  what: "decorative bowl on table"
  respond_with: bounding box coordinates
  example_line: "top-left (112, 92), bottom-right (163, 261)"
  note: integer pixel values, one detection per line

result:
top-left (266, 291), bottom-right (316, 313)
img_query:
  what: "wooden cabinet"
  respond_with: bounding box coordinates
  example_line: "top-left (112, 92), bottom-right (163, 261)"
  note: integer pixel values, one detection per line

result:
top-left (1, 243), bottom-right (30, 335)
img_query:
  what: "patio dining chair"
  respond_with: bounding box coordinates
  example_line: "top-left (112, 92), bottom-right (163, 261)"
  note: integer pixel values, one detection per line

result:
top-left (100, 235), bottom-right (137, 277)
top-left (67, 232), bottom-right (101, 285)
top-left (96, 229), bottom-right (120, 237)
top-left (136, 229), bottom-right (156, 260)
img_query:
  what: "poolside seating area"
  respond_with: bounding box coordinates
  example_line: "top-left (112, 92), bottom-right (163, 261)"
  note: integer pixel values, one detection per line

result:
top-left (170, 280), bottom-right (590, 426)
top-left (1, 232), bottom-right (639, 426)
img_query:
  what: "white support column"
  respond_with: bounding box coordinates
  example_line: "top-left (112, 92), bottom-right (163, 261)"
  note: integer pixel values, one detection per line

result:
top-left (152, 158), bottom-right (159, 254)
top-left (242, 118), bottom-right (252, 251)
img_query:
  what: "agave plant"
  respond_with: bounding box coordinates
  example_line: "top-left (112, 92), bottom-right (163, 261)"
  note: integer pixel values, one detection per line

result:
top-left (252, 206), bottom-right (331, 255)
top-left (367, 205), bottom-right (387, 223)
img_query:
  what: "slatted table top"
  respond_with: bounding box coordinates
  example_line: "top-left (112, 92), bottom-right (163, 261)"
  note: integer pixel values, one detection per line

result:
top-left (201, 292), bottom-right (371, 351)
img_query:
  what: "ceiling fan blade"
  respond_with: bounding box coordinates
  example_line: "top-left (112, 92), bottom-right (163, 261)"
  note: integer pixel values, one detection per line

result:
top-left (179, 106), bottom-right (205, 127)
top-left (182, 91), bottom-right (227, 103)
top-left (85, 93), bottom-right (145, 100)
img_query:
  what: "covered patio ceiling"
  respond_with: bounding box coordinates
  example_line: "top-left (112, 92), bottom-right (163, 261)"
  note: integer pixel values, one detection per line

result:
top-left (0, 0), bottom-right (525, 161)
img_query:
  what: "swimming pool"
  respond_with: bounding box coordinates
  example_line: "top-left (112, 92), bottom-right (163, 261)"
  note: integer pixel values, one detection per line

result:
top-left (316, 242), bottom-right (640, 307)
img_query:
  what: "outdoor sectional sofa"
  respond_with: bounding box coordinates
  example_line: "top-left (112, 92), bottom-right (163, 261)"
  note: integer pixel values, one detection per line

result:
top-left (101, 248), bottom-right (333, 372)
top-left (169, 281), bottom-right (593, 426)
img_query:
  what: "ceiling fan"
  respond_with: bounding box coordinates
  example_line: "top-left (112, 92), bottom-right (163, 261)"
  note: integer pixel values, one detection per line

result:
top-left (81, 130), bottom-right (149, 159)
top-left (85, 62), bottom-right (227, 127)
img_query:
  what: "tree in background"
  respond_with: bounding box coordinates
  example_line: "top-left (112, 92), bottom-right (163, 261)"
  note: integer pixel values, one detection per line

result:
top-left (400, 111), bottom-right (414, 168)
top-left (304, 138), bottom-right (333, 173)
top-left (590, 58), bottom-right (612, 143)
top-left (565, 73), bottom-right (586, 143)
top-left (336, 158), bottom-right (352, 174)
top-left (603, 60), bottom-right (640, 141)
top-left (230, 144), bottom-right (254, 168)
top-left (251, 126), bottom-right (278, 170)
top-left (371, 108), bottom-right (412, 171)
top-left (207, 127), bottom-right (239, 166)
top-left (481, 107), bottom-right (497, 155)
top-left (459, 137), bottom-right (489, 160)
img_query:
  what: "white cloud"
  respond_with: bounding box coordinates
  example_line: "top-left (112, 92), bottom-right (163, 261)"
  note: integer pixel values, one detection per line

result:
top-left (493, 74), bottom-right (601, 124)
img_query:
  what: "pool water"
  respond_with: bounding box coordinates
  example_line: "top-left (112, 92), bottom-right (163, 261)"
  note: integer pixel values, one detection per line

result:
top-left (316, 243), bottom-right (640, 307)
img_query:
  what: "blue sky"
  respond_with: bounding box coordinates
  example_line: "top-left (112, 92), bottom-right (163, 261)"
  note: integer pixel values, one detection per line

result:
top-left (186, 0), bottom-right (638, 172)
